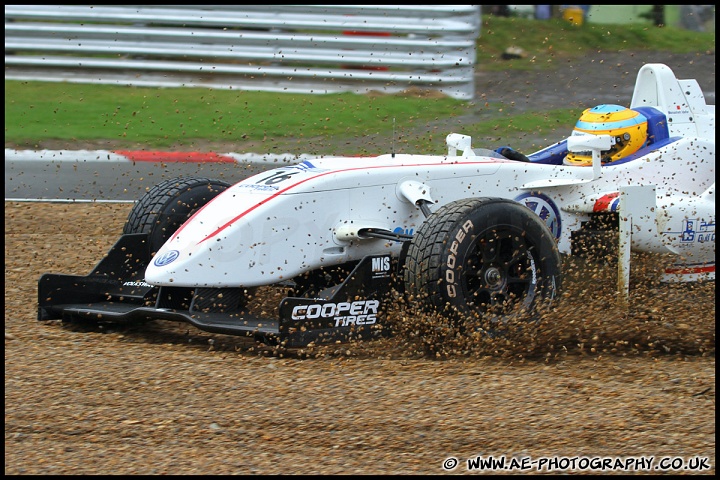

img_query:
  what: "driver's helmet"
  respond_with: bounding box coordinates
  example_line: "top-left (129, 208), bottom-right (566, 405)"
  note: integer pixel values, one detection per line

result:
top-left (564, 104), bottom-right (648, 166)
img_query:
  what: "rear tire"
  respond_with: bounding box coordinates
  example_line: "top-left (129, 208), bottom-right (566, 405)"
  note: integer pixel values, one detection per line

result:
top-left (403, 197), bottom-right (562, 329)
top-left (123, 176), bottom-right (231, 256)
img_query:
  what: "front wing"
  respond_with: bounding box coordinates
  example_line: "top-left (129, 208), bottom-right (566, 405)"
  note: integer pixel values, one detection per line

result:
top-left (38, 233), bottom-right (395, 347)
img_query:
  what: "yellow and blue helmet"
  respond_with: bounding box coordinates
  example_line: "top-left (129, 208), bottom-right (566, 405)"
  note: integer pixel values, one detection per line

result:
top-left (564, 104), bottom-right (648, 166)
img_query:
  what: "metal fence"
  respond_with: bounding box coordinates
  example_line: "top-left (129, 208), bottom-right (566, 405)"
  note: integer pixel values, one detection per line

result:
top-left (5, 5), bottom-right (481, 100)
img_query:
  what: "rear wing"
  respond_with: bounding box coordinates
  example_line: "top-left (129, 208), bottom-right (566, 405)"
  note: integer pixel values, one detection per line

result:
top-left (630, 63), bottom-right (714, 140)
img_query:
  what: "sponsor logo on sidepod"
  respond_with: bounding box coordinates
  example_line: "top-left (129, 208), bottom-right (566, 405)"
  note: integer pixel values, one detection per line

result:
top-left (153, 250), bottom-right (179, 267)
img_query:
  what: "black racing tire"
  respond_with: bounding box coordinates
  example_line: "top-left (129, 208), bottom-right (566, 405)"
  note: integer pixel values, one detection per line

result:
top-left (123, 176), bottom-right (231, 256)
top-left (403, 197), bottom-right (562, 328)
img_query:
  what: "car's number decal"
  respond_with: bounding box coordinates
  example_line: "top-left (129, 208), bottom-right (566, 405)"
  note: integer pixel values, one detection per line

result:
top-left (255, 170), bottom-right (300, 185)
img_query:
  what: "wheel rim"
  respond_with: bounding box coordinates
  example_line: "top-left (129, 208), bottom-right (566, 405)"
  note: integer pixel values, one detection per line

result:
top-left (463, 227), bottom-right (538, 316)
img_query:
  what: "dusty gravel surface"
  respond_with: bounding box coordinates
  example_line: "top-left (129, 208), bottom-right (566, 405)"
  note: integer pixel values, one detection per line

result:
top-left (4, 202), bottom-right (716, 475)
top-left (5, 50), bottom-right (716, 475)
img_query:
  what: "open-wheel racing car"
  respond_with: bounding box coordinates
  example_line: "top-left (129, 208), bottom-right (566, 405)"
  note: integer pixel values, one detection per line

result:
top-left (38, 63), bottom-right (715, 347)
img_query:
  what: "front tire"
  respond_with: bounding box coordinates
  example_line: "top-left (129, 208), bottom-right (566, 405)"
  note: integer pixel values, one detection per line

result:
top-left (123, 176), bottom-right (259, 314)
top-left (403, 197), bottom-right (562, 328)
top-left (123, 176), bottom-right (231, 255)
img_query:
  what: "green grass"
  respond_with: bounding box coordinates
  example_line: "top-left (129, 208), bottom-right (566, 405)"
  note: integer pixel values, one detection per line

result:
top-left (4, 15), bottom-right (715, 154)
top-left (5, 83), bottom-right (468, 151)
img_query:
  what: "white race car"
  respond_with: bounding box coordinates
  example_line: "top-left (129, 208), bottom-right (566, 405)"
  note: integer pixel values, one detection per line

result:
top-left (38, 63), bottom-right (715, 347)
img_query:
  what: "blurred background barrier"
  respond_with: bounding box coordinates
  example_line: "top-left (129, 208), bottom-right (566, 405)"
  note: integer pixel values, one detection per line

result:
top-left (4, 5), bottom-right (481, 100)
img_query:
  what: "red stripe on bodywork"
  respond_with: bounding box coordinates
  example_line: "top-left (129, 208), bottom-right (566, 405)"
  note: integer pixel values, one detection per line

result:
top-left (593, 192), bottom-right (620, 212)
top-left (664, 265), bottom-right (715, 275)
top-left (187, 160), bottom-right (501, 245)
top-left (114, 151), bottom-right (236, 163)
